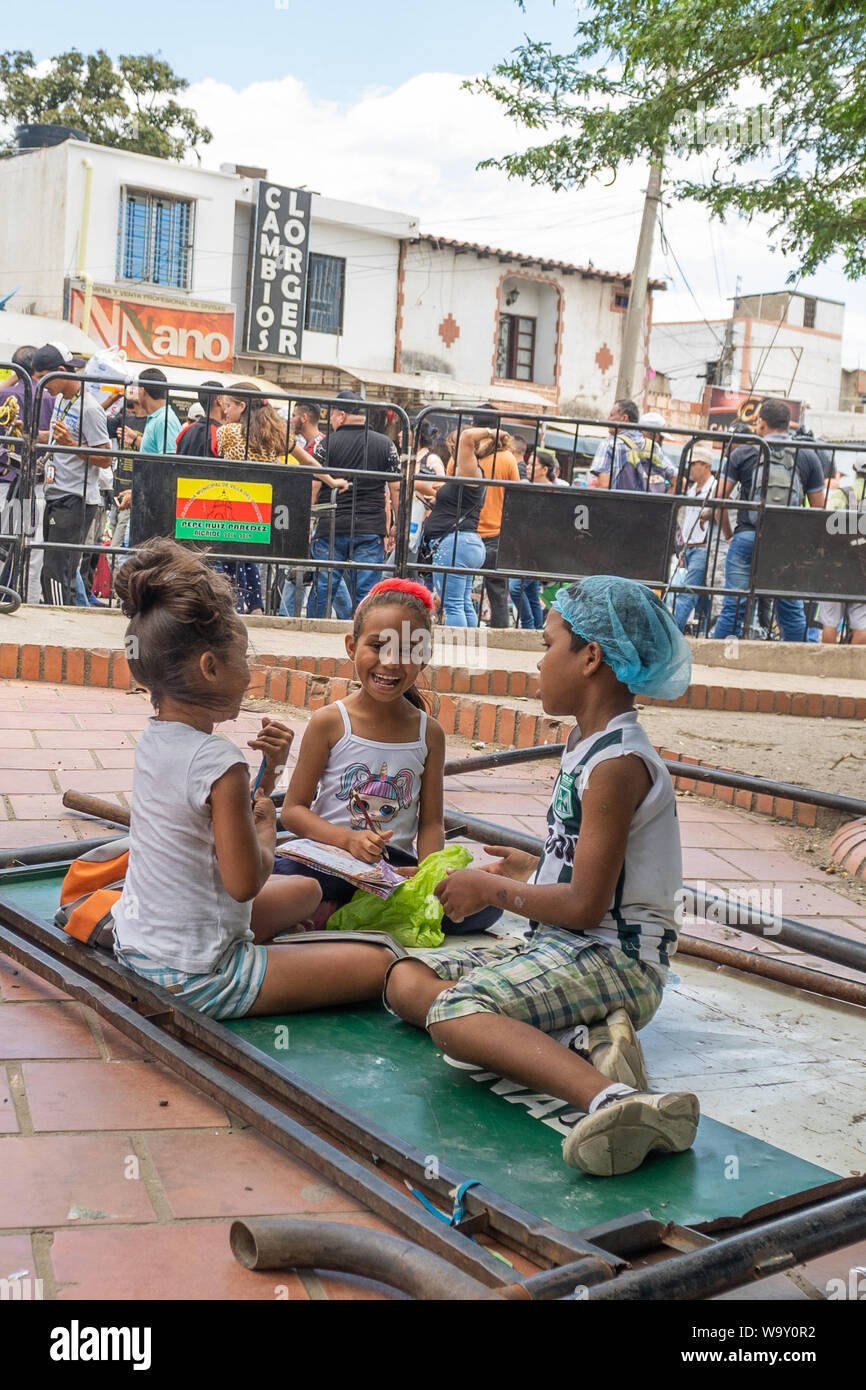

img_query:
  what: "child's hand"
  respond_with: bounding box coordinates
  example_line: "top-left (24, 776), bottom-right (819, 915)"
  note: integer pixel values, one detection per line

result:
top-left (249, 718), bottom-right (294, 793)
top-left (434, 868), bottom-right (493, 923)
top-left (479, 844), bottom-right (540, 882)
top-left (345, 828), bottom-right (393, 864)
top-left (252, 791), bottom-right (276, 837)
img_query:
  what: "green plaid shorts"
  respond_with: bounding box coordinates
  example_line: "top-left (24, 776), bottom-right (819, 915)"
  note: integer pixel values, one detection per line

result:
top-left (421, 927), bottom-right (664, 1032)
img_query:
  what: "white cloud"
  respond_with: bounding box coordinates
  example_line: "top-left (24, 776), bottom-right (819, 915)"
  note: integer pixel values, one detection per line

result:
top-left (186, 70), bottom-right (866, 370)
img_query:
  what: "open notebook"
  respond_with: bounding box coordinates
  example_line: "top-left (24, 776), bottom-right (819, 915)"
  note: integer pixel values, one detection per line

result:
top-left (275, 839), bottom-right (404, 899)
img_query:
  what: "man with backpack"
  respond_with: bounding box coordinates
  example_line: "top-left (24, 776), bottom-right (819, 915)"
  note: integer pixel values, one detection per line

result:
top-left (711, 398), bottom-right (826, 642)
top-left (589, 399), bottom-right (677, 492)
top-left (819, 455), bottom-right (866, 644)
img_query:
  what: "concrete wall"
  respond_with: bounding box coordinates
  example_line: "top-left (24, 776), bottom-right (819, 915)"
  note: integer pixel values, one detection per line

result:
top-left (0, 143), bottom-right (71, 317)
top-left (0, 141), bottom-right (415, 373)
top-left (650, 321), bottom-right (727, 403)
top-left (739, 317), bottom-right (842, 410)
top-left (400, 240), bottom-right (653, 413)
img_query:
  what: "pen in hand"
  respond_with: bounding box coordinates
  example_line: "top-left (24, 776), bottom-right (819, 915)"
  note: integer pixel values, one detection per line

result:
top-left (351, 793), bottom-right (390, 861)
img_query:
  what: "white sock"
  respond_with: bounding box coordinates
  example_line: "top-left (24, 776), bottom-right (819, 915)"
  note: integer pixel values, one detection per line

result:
top-left (588, 1083), bottom-right (636, 1114)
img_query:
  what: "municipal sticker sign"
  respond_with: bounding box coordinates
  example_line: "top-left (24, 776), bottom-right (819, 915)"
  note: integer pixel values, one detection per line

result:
top-left (175, 477), bottom-right (273, 545)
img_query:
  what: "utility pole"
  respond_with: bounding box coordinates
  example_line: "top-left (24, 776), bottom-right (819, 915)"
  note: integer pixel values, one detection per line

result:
top-left (615, 151), bottom-right (664, 403)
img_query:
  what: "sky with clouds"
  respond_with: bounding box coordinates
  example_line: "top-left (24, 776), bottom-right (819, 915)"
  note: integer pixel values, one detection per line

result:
top-left (9, 0), bottom-right (866, 380)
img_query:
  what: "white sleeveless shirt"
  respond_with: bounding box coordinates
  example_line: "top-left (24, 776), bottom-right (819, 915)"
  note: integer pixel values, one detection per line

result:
top-left (310, 701), bottom-right (429, 854)
top-left (532, 711), bottom-right (681, 974)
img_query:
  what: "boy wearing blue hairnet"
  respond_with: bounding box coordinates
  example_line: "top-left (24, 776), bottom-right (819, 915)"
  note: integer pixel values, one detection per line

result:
top-left (385, 576), bottom-right (699, 1178)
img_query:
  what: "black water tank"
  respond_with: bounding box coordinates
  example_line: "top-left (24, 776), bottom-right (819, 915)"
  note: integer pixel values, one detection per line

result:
top-left (14, 123), bottom-right (90, 150)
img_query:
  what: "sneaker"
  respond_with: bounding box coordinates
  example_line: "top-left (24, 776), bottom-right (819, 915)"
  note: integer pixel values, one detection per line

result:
top-left (551, 1009), bottom-right (649, 1091)
top-left (562, 1090), bottom-right (700, 1177)
top-left (587, 1009), bottom-right (649, 1091)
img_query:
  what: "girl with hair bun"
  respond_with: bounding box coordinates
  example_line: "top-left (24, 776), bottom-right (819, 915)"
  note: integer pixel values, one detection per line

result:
top-left (279, 577), bottom-right (501, 933)
top-left (111, 538), bottom-right (397, 1019)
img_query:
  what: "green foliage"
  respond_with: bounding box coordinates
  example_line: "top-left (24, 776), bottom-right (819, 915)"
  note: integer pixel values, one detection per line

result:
top-left (473, 1), bottom-right (866, 276)
top-left (0, 49), bottom-right (211, 161)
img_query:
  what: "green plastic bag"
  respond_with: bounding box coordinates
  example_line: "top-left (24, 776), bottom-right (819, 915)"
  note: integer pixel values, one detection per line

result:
top-left (327, 844), bottom-right (472, 948)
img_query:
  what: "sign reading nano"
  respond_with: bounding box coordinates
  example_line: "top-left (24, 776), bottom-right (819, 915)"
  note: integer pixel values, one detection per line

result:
top-left (175, 477), bottom-right (273, 545)
top-left (69, 287), bottom-right (235, 370)
top-left (245, 182), bottom-right (312, 360)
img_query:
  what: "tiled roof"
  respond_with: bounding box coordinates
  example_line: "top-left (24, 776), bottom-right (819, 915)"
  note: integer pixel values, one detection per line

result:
top-left (418, 234), bottom-right (667, 290)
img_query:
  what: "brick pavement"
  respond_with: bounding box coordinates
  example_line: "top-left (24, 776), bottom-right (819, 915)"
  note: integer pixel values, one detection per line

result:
top-left (2, 680), bottom-right (865, 1300)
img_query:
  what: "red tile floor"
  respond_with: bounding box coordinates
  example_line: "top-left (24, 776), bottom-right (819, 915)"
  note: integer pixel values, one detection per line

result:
top-left (1, 680), bottom-right (865, 1300)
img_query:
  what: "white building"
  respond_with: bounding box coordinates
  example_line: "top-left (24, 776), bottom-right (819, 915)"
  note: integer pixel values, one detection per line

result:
top-left (0, 136), bottom-right (416, 388)
top-left (651, 290), bottom-right (844, 413)
top-left (0, 136), bottom-right (664, 416)
top-left (397, 235), bottom-right (664, 415)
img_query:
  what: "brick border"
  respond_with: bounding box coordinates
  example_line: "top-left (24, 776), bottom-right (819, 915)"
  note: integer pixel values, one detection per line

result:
top-left (0, 641), bottom-right (854, 827)
top-left (1, 641), bottom-right (863, 721)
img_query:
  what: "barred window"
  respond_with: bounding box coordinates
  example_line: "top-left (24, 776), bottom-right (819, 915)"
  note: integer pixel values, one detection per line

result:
top-left (305, 253), bottom-right (345, 335)
top-left (117, 189), bottom-right (195, 290)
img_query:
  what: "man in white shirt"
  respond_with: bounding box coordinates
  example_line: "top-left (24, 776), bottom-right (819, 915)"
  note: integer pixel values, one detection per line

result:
top-left (671, 442), bottom-right (718, 633)
top-left (32, 347), bottom-right (110, 606)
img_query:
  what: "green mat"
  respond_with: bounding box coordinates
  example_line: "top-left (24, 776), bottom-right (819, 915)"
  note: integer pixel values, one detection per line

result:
top-left (0, 866), bottom-right (839, 1231)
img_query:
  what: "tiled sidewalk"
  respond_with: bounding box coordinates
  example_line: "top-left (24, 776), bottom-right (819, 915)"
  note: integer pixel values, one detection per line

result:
top-left (2, 680), bottom-right (865, 1300)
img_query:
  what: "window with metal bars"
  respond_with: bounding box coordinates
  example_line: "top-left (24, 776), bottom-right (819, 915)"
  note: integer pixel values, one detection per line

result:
top-left (304, 253), bottom-right (345, 334)
top-left (803, 296), bottom-right (817, 329)
top-left (116, 189), bottom-right (195, 289)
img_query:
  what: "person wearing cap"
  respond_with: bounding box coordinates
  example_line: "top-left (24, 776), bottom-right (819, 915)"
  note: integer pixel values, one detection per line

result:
top-left (819, 455), bottom-right (866, 644)
top-left (307, 390), bottom-right (402, 618)
top-left (670, 442), bottom-right (719, 633)
top-left (31, 345), bottom-right (110, 605)
top-left (710, 398), bottom-right (826, 643)
top-left (589, 399), bottom-right (676, 493)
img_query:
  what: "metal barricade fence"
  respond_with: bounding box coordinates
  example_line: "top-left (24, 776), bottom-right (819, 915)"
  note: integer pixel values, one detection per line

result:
top-left (10, 371), bottom-right (866, 637)
top-left (22, 373), bottom-right (412, 618)
top-left (0, 362), bottom-right (34, 610)
top-left (407, 405), bottom-right (866, 639)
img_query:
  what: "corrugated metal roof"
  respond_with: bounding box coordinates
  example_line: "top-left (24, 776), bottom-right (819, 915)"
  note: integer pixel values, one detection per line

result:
top-left (417, 235), bottom-right (667, 290)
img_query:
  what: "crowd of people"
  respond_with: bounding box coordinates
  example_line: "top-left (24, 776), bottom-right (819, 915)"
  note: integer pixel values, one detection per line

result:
top-left (0, 343), bottom-right (862, 643)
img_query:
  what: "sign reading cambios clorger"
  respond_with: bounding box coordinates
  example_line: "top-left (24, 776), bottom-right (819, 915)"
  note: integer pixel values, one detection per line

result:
top-left (245, 182), bottom-right (312, 359)
top-left (68, 286), bottom-right (235, 370)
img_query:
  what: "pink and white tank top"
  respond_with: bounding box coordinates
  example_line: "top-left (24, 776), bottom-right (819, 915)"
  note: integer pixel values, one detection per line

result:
top-left (310, 701), bottom-right (428, 854)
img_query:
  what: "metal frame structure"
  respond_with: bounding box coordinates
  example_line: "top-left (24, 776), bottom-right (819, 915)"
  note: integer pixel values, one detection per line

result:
top-left (2, 371), bottom-right (863, 626)
top-left (1, 737), bottom-right (865, 1298)
top-left (1, 849), bottom-right (864, 1298)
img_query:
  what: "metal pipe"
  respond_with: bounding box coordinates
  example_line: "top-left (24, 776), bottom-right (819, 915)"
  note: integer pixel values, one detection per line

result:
top-left (445, 744), bottom-right (866, 819)
top-left (445, 812), bottom-right (866, 974)
top-left (78, 157), bottom-right (94, 334)
top-left (0, 833), bottom-right (126, 868)
top-left (0, 918), bottom-right (511, 1288)
top-left (665, 759), bottom-right (866, 818)
top-left (230, 1219), bottom-right (493, 1300)
top-left (678, 933), bottom-right (866, 1007)
top-left (582, 1188), bottom-right (866, 1301)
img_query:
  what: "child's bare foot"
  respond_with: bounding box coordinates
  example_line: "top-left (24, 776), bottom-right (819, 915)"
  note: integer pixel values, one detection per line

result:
top-left (562, 1089), bottom-right (700, 1177)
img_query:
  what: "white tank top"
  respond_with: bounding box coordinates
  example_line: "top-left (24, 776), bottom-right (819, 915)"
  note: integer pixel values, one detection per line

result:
top-left (310, 701), bottom-right (429, 855)
top-left (532, 711), bottom-right (681, 973)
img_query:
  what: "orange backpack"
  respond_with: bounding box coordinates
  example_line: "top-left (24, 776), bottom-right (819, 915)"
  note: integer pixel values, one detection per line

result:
top-left (55, 838), bottom-right (129, 947)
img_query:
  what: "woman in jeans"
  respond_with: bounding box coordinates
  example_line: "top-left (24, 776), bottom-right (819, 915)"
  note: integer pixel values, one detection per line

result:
top-left (508, 448), bottom-right (562, 629)
top-left (424, 427), bottom-right (489, 627)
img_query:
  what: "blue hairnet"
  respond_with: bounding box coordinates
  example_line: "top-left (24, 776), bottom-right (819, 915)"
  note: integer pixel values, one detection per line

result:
top-left (552, 576), bottom-right (692, 700)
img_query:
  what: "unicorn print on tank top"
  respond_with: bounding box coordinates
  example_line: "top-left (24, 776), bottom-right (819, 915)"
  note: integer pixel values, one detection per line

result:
top-left (338, 763), bottom-right (415, 832)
